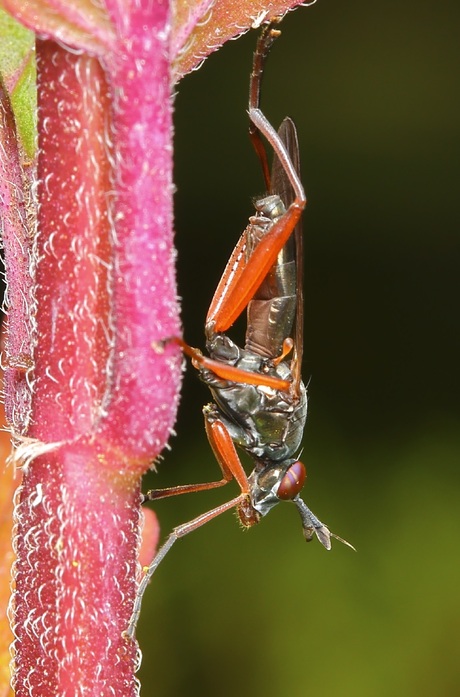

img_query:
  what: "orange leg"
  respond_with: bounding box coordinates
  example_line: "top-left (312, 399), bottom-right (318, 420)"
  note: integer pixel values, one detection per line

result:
top-left (204, 412), bottom-right (250, 493)
top-left (127, 417), bottom-right (254, 638)
top-left (169, 337), bottom-right (291, 392)
top-left (144, 414), bottom-right (250, 503)
top-left (248, 21), bottom-right (283, 190)
top-left (207, 206), bottom-right (303, 333)
top-left (126, 492), bottom-right (248, 639)
top-left (206, 107), bottom-right (306, 335)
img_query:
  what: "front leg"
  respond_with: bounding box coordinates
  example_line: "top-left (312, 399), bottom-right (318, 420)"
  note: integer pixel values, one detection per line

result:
top-left (127, 413), bottom-right (254, 639)
top-left (144, 407), bottom-right (251, 503)
top-left (126, 492), bottom-right (248, 639)
top-left (171, 336), bottom-right (291, 391)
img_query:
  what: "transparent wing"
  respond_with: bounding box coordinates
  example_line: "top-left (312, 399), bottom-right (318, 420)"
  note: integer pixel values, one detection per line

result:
top-left (271, 117), bottom-right (304, 395)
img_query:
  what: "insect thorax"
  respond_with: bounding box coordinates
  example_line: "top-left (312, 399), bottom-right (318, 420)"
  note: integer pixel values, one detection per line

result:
top-left (202, 333), bottom-right (307, 463)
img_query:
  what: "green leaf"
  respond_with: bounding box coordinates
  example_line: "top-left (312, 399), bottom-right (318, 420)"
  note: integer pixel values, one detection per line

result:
top-left (0, 7), bottom-right (36, 160)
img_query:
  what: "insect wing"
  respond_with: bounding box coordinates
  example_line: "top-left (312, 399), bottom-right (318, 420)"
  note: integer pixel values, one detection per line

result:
top-left (271, 117), bottom-right (304, 394)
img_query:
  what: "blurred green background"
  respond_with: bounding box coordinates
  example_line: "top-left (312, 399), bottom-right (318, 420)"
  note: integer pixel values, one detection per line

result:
top-left (138, 1), bottom-right (460, 695)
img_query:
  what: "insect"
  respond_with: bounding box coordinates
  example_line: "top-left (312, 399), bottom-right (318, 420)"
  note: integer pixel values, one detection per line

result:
top-left (127, 21), bottom-right (352, 639)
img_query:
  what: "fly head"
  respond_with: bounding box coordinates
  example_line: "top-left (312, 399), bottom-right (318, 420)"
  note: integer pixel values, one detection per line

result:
top-left (248, 458), bottom-right (306, 517)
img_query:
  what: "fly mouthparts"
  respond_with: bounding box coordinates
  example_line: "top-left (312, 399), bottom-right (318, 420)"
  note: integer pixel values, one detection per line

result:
top-left (330, 532), bottom-right (357, 552)
top-left (294, 497), bottom-right (355, 551)
top-left (303, 523), bottom-right (332, 550)
top-left (304, 524), bottom-right (356, 552)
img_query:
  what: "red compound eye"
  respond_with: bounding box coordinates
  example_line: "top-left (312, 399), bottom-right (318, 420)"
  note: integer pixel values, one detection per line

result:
top-left (277, 461), bottom-right (306, 500)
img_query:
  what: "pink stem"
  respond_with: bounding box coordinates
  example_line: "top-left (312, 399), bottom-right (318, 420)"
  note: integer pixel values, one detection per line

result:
top-left (11, 2), bottom-right (181, 692)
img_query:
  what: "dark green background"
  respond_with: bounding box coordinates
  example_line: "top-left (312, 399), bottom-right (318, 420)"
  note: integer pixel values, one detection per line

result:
top-left (138, 2), bottom-right (460, 695)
